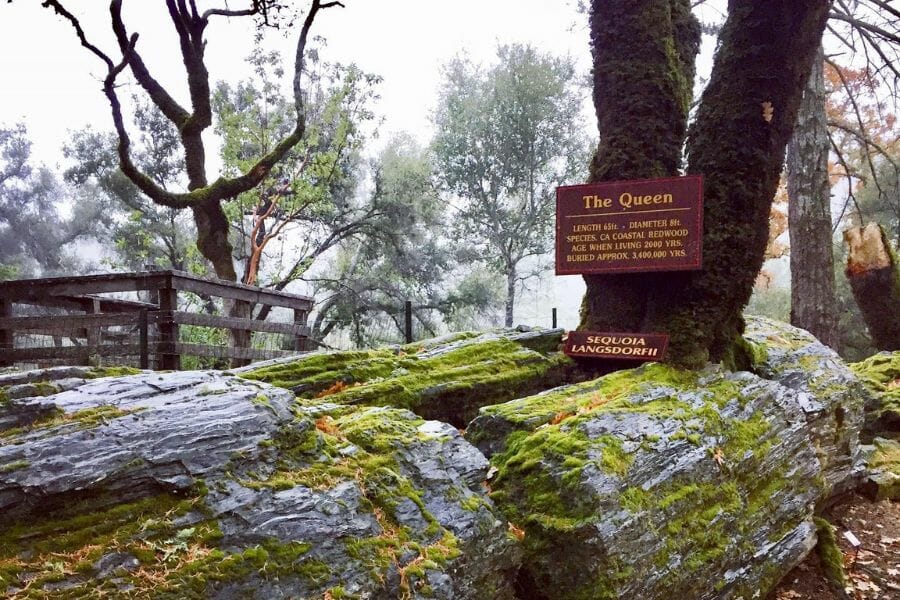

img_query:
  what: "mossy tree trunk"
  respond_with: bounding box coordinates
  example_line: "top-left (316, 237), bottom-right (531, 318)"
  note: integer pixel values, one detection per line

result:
top-left (581, 0), bottom-right (831, 368)
top-left (844, 222), bottom-right (900, 350)
top-left (788, 47), bottom-right (840, 349)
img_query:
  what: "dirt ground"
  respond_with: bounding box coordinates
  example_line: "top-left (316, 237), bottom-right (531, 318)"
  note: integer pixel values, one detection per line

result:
top-left (769, 494), bottom-right (900, 600)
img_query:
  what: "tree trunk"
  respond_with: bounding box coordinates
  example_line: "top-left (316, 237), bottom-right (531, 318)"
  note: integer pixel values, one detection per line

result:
top-left (581, 0), bottom-right (831, 368)
top-left (788, 47), bottom-right (840, 349)
top-left (192, 199), bottom-right (237, 282)
top-left (505, 266), bottom-right (516, 328)
top-left (844, 223), bottom-right (900, 350)
top-left (581, 0), bottom-right (700, 338)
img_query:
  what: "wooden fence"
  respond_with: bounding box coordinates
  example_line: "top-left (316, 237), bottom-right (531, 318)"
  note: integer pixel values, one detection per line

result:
top-left (0, 270), bottom-right (313, 370)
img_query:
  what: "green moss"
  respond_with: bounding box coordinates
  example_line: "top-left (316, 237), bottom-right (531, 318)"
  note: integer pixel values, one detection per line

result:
top-left (869, 437), bottom-right (900, 476)
top-left (851, 352), bottom-right (900, 431)
top-left (596, 434), bottom-right (633, 476)
top-left (0, 493), bottom-right (210, 596)
top-left (84, 366), bottom-right (143, 379)
top-left (242, 337), bottom-right (570, 425)
top-left (30, 381), bottom-right (62, 396)
top-left (236, 406), bottom-right (468, 592)
top-left (0, 404), bottom-right (143, 440)
top-left (482, 358), bottom-right (798, 597)
top-left (671, 430), bottom-right (702, 446)
top-left (0, 459), bottom-right (29, 473)
top-left (814, 517), bottom-right (846, 588)
top-left (460, 494), bottom-right (484, 512)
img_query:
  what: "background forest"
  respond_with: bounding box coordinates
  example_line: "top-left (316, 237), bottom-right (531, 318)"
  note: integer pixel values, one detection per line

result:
top-left (0, 0), bottom-right (896, 361)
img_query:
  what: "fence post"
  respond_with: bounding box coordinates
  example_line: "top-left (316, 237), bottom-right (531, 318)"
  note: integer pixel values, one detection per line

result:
top-left (139, 309), bottom-right (149, 369)
top-left (0, 299), bottom-right (11, 367)
top-left (158, 275), bottom-right (180, 370)
top-left (83, 298), bottom-right (101, 366)
top-left (294, 309), bottom-right (309, 352)
top-left (404, 301), bottom-right (413, 344)
top-left (552, 307), bottom-right (558, 329)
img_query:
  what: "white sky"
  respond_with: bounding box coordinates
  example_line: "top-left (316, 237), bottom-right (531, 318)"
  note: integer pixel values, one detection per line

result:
top-left (0, 1), bottom-right (592, 166)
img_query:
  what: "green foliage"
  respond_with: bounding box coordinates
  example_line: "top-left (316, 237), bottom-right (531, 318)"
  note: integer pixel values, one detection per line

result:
top-left (309, 133), bottom-right (501, 347)
top-left (0, 122), bottom-right (105, 277)
top-left (214, 48), bottom-right (381, 287)
top-left (63, 102), bottom-right (203, 274)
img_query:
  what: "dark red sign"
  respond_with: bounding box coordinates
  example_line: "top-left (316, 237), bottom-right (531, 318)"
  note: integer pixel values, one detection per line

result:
top-left (556, 175), bottom-right (703, 275)
top-left (563, 331), bottom-right (669, 362)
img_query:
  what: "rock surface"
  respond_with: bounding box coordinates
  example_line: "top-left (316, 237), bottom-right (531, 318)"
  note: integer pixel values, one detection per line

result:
top-left (466, 317), bottom-right (864, 599)
top-left (0, 369), bottom-right (519, 598)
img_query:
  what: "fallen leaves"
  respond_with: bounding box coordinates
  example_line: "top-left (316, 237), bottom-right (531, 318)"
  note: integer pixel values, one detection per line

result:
top-left (315, 380), bottom-right (352, 398)
top-left (508, 522), bottom-right (526, 542)
top-left (762, 101), bottom-right (775, 123)
top-left (549, 411), bottom-right (573, 425)
top-left (315, 415), bottom-right (339, 436)
top-left (711, 447), bottom-right (725, 467)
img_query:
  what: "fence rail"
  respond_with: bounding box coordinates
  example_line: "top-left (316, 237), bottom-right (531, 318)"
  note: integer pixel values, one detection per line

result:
top-left (0, 270), bottom-right (313, 370)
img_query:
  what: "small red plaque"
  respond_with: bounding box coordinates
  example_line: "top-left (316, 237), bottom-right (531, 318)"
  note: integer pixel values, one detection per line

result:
top-left (556, 175), bottom-right (703, 275)
top-left (563, 331), bottom-right (669, 362)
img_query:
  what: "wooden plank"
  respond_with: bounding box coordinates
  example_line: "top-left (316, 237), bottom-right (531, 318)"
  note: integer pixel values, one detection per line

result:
top-left (164, 312), bottom-right (307, 335)
top-left (0, 272), bottom-right (169, 301)
top-left (294, 308), bottom-right (308, 352)
top-left (5, 344), bottom-right (150, 361)
top-left (175, 343), bottom-right (296, 361)
top-left (170, 271), bottom-right (313, 311)
top-left (9, 294), bottom-right (158, 313)
top-left (0, 313), bottom-right (142, 331)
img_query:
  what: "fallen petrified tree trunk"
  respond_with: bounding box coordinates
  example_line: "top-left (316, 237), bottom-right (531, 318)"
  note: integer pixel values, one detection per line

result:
top-left (844, 222), bottom-right (900, 350)
top-left (0, 321), bottom-right (866, 599)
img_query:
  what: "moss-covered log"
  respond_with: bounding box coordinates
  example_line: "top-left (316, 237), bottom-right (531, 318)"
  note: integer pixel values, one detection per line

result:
top-left (851, 351), bottom-right (900, 440)
top-left (237, 328), bottom-right (570, 427)
top-left (581, 0), bottom-right (831, 368)
top-left (467, 317), bottom-right (863, 599)
top-left (844, 223), bottom-right (900, 351)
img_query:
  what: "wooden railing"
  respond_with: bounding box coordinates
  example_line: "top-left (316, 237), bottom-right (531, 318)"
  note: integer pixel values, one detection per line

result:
top-left (0, 270), bottom-right (314, 370)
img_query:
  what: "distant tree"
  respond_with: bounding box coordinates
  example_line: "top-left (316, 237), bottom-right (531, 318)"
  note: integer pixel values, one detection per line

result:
top-left (31, 0), bottom-right (343, 282)
top-left (64, 99), bottom-right (201, 274)
top-left (787, 47), bottom-right (840, 349)
top-left (0, 123), bottom-right (108, 277)
top-left (432, 44), bottom-right (590, 327)
top-left (310, 134), bottom-right (500, 347)
top-left (213, 49), bottom-right (382, 292)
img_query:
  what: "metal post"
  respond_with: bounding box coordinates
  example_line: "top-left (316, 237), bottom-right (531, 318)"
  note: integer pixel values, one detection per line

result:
top-left (404, 300), bottom-right (413, 344)
top-left (83, 298), bottom-right (101, 366)
top-left (294, 308), bottom-right (309, 352)
top-left (552, 307), bottom-right (558, 329)
top-left (0, 299), bottom-right (12, 367)
top-left (139, 309), bottom-right (149, 369)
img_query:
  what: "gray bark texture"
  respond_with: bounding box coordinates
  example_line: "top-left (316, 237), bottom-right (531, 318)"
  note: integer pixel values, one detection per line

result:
top-left (787, 46), bottom-right (840, 349)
